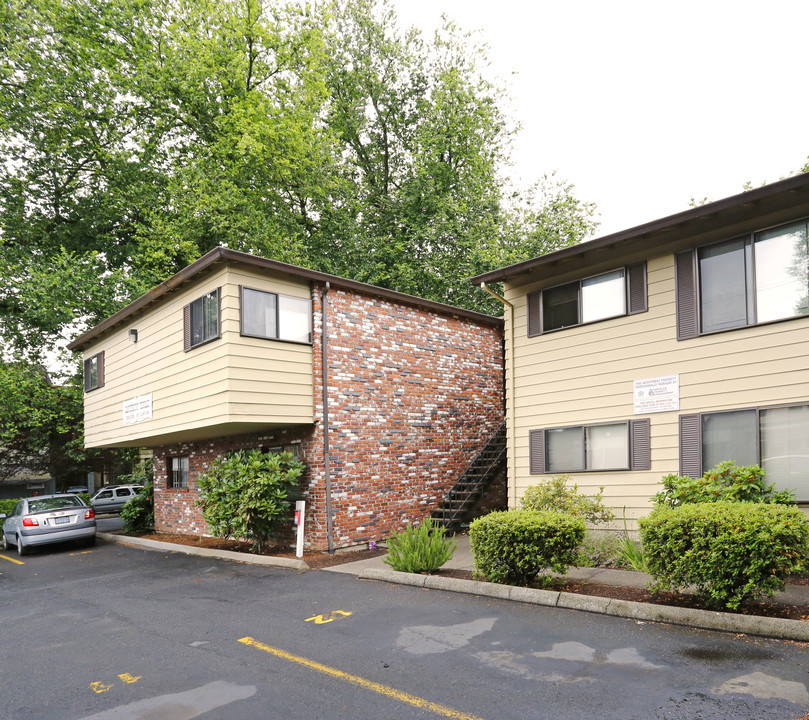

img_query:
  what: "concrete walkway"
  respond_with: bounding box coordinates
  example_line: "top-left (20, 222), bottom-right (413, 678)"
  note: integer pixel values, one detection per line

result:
top-left (99, 532), bottom-right (809, 642)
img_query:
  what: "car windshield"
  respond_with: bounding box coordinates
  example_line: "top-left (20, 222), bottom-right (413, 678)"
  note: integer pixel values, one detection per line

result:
top-left (28, 497), bottom-right (83, 513)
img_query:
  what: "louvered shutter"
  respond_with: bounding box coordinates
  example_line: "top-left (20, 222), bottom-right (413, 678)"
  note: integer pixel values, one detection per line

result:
top-left (675, 250), bottom-right (699, 340)
top-left (183, 304), bottom-right (191, 352)
top-left (97, 351), bottom-right (105, 389)
top-left (679, 413), bottom-right (702, 477)
top-left (629, 418), bottom-right (651, 470)
top-left (529, 429), bottom-right (546, 474)
top-left (527, 291), bottom-right (542, 337)
top-left (626, 262), bottom-right (648, 315)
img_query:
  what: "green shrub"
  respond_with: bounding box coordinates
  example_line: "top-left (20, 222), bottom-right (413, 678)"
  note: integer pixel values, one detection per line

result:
top-left (575, 531), bottom-right (632, 568)
top-left (197, 450), bottom-right (304, 553)
top-left (121, 483), bottom-right (155, 534)
top-left (520, 475), bottom-right (614, 525)
top-left (469, 509), bottom-right (585, 585)
top-left (0, 498), bottom-right (17, 516)
top-left (639, 501), bottom-right (808, 610)
top-left (383, 518), bottom-right (456, 573)
top-left (652, 461), bottom-right (796, 507)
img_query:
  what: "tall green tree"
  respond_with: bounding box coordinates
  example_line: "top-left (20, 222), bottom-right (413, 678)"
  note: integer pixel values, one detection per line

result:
top-left (2, 0), bottom-right (596, 363)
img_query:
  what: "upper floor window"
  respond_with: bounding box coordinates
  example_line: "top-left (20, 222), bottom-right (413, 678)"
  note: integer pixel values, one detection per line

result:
top-left (184, 289), bottom-right (220, 351)
top-left (240, 287), bottom-right (311, 343)
top-left (676, 218), bottom-right (809, 338)
top-left (83, 352), bottom-right (105, 392)
top-left (529, 418), bottom-right (650, 474)
top-left (527, 263), bottom-right (647, 336)
top-left (680, 403), bottom-right (809, 502)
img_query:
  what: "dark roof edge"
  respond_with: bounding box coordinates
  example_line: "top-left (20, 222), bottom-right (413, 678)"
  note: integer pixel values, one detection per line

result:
top-left (68, 247), bottom-right (502, 351)
top-left (471, 171), bottom-right (809, 284)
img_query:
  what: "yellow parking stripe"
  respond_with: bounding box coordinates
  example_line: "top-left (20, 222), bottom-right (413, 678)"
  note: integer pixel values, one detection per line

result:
top-left (0, 554), bottom-right (24, 565)
top-left (238, 636), bottom-right (486, 720)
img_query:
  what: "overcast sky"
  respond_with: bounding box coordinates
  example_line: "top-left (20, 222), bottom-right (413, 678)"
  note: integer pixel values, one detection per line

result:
top-left (392, 0), bottom-right (809, 237)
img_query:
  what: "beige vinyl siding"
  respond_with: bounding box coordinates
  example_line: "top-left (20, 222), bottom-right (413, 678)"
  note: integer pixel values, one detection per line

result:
top-left (83, 266), bottom-right (314, 448)
top-left (506, 253), bottom-right (809, 528)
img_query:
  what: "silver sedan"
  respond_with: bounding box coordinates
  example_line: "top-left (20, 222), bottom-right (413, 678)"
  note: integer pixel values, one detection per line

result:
top-left (1, 494), bottom-right (97, 556)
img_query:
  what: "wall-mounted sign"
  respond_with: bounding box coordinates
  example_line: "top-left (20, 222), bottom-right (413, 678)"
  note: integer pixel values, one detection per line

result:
top-left (123, 393), bottom-right (153, 425)
top-left (633, 375), bottom-right (679, 414)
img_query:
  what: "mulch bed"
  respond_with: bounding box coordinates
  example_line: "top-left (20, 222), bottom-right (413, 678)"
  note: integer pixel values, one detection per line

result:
top-left (137, 532), bottom-right (809, 621)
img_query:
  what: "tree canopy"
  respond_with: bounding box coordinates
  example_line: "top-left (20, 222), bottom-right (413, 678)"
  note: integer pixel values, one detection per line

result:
top-left (0, 0), bottom-right (597, 479)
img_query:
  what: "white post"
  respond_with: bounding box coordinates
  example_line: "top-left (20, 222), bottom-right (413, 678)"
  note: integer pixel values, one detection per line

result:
top-left (295, 501), bottom-right (306, 558)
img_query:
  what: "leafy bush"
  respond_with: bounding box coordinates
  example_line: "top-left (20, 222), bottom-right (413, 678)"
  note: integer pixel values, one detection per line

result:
top-left (383, 518), bottom-right (457, 573)
top-left (639, 501), bottom-right (808, 610)
top-left (196, 450), bottom-right (304, 553)
top-left (574, 531), bottom-right (624, 568)
top-left (0, 498), bottom-right (17, 516)
top-left (121, 483), bottom-right (154, 534)
top-left (652, 461), bottom-right (796, 507)
top-left (470, 509), bottom-right (585, 585)
top-left (520, 475), bottom-right (614, 525)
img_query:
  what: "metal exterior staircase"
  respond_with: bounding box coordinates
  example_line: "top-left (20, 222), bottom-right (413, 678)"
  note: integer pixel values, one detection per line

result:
top-left (431, 420), bottom-right (507, 533)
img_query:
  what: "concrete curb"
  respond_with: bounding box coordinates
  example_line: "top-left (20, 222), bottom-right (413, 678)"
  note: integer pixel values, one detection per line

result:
top-left (97, 532), bottom-right (310, 571)
top-left (357, 567), bottom-right (809, 642)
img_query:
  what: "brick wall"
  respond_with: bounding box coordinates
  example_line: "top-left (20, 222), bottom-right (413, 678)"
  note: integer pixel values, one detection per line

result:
top-left (154, 283), bottom-right (504, 551)
top-left (305, 284), bottom-right (504, 549)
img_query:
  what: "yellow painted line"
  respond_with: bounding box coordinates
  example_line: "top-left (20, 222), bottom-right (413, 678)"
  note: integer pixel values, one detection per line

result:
top-left (0, 554), bottom-right (24, 565)
top-left (239, 637), bottom-right (486, 720)
top-left (305, 610), bottom-right (352, 624)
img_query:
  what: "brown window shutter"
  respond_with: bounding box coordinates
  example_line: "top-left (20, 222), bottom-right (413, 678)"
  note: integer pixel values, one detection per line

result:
top-left (626, 262), bottom-right (648, 315)
top-left (629, 418), bottom-right (650, 470)
top-left (526, 291), bottom-right (542, 337)
top-left (679, 413), bottom-right (701, 478)
top-left (97, 351), bottom-right (105, 388)
top-left (675, 250), bottom-right (698, 340)
top-left (83, 358), bottom-right (92, 392)
top-left (529, 429), bottom-right (546, 474)
top-left (214, 286), bottom-right (222, 340)
top-left (183, 304), bottom-right (191, 352)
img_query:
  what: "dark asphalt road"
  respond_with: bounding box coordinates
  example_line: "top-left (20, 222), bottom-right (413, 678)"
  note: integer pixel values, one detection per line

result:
top-left (0, 537), bottom-right (807, 720)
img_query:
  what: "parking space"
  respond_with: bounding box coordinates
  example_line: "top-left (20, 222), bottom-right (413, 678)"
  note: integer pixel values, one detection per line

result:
top-left (2, 540), bottom-right (807, 720)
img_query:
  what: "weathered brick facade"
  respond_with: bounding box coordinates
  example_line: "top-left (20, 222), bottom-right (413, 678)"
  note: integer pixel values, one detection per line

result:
top-left (154, 282), bottom-right (505, 550)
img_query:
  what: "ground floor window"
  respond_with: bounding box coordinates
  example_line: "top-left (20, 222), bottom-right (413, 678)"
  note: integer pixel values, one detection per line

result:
top-left (530, 419), bottom-right (650, 474)
top-left (680, 403), bottom-right (809, 501)
top-left (168, 456), bottom-right (189, 489)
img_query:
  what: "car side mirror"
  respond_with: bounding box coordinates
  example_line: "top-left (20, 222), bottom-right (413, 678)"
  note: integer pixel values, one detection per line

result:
top-left (0, 513), bottom-right (6, 521)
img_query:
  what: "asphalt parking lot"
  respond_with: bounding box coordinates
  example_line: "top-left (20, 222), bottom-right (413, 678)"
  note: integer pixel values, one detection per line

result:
top-left (1, 538), bottom-right (808, 720)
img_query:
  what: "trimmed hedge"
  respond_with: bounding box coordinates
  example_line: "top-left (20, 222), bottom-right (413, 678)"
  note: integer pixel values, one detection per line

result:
top-left (469, 510), bottom-right (585, 585)
top-left (639, 501), bottom-right (808, 610)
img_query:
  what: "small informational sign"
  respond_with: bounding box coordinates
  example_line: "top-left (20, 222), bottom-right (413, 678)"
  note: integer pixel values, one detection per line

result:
top-left (122, 393), bottom-right (153, 425)
top-left (633, 375), bottom-right (679, 414)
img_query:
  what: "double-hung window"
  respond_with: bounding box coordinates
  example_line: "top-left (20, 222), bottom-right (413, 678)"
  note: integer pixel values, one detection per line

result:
top-left (529, 418), bottom-right (650, 474)
top-left (527, 263), bottom-right (647, 336)
top-left (168, 456), bottom-right (189, 489)
top-left (83, 352), bottom-right (105, 392)
top-left (676, 218), bottom-right (809, 338)
top-left (680, 404), bottom-right (809, 501)
top-left (184, 289), bottom-right (220, 350)
top-left (240, 287), bottom-right (312, 343)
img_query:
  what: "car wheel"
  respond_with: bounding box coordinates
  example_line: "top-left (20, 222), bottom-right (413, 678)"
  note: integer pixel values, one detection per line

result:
top-left (17, 535), bottom-right (28, 556)
top-left (1, 533), bottom-right (9, 552)
top-left (84, 536), bottom-right (96, 548)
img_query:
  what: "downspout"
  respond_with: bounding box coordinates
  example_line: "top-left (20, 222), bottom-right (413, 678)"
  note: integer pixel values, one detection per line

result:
top-left (321, 282), bottom-right (334, 553)
top-left (480, 282), bottom-right (517, 509)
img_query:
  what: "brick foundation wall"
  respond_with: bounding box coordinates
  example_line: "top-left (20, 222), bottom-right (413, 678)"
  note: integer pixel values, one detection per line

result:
top-left (153, 283), bottom-right (504, 551)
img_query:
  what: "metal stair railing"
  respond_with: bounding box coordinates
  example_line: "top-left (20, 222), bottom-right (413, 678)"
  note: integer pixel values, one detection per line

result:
top-left (431, 420), bottom-right (507, 533)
